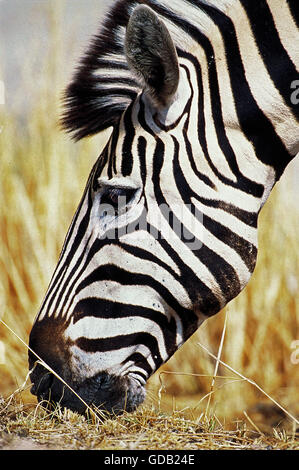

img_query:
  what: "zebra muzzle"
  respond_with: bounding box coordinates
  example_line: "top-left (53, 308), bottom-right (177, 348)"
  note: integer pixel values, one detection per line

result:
top-left (29, 360), bottom-right (146, 416)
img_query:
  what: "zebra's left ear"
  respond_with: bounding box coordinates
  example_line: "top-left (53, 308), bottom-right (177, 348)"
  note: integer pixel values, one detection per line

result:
top-left (125, 5), bottom-right (179, 108)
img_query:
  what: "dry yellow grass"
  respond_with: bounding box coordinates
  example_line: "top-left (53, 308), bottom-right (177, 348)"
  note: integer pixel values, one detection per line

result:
top-left (0, 391), bottom-right (298, 450)
top-left (0, 2), bottom-right (298, 450)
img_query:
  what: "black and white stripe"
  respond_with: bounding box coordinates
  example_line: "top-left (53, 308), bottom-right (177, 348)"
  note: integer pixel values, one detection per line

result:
top-left (29, 0), bottom-right (299, 414)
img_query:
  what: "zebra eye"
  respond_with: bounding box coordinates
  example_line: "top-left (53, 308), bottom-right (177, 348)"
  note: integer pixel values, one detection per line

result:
top-left (100, 187), bottom-right (137, 212)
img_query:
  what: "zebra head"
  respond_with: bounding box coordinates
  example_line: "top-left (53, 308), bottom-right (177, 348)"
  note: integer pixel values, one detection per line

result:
top-left (29, 2), bottom-right (298, 414)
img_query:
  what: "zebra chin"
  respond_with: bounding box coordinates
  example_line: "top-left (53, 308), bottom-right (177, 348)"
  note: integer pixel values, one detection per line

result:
top-left (29, 360), bottom-right (146, 415)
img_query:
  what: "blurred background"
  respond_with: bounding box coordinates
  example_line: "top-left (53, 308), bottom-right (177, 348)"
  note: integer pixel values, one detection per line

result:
top-left (0, 0), bottom-right (298, 430)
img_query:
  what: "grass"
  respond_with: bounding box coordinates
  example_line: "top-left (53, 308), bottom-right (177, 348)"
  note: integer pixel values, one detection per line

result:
top-left (0, 2), bottom-right (298, 450)
top-left (0, 391), bottom-right (298, 450)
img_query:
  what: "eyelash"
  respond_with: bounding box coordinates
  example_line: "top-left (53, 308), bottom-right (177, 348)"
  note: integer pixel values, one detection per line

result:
top-left (100, 187), bottom-right (137, 211)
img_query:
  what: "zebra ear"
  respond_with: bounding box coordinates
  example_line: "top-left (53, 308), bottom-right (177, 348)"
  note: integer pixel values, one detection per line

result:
top-left (125, 5), bottom-right (180, 108)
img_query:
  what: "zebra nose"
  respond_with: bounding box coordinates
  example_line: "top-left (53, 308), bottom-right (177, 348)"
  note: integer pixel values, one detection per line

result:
top-left (30, 366), bottom-right (54, 397)
top-left (29, 361), bottom-right (88, 414)
top-left (29, 359), bottom-right (146, 415)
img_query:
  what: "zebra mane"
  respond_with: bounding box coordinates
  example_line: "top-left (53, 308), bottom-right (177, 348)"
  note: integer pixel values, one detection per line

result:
top-left (61, 0), bottom-right (142, 141)
top-left (61, 0), bottom-right (211, 140)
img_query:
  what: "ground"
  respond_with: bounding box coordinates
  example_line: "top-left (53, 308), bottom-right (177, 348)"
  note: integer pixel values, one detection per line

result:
top-left (0, 393), bottom-right (298, 451)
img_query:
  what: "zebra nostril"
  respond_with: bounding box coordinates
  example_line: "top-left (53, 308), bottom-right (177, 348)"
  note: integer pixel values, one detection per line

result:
top-left (30, 369), bottom-right (54, 398)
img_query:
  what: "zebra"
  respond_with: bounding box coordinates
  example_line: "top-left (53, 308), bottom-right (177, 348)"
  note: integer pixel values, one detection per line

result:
top-left (28, 0), bottom-right (299, 415)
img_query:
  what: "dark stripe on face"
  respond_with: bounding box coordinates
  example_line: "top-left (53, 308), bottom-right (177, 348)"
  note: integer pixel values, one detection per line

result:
top-left (73, 263), bottom-right (192, 320)
top-left (172, 137), bottom-right (257, 273)
top-left (124, 352), bottom-right (152, 379)
top-left (137, 135), bottom-right (147, 187)
top-left (145, 228), bottom-right (221, 317)
top-left (119, 242), bottom-right (179, 280)
top-left (121, 100), bottom-right (136, 176)
top-left (181, 112), bottom-right (258, 227)
top-left (176, 53), bottom-right (216, 190)
top-left (72, 297), bottom-right (179, 358)
top-left (150, 11), bottom-right (265, 196)
top-left (76, 332), bottom-right (163, 369)
top-left (152, 138), bottom-right (240, 304)
top-left (138, 97), bottom-right (158, 137)
top-left (182, 45), bottom-right (264, 197)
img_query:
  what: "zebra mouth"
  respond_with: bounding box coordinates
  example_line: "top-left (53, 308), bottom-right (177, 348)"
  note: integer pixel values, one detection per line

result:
top-left (30, 364), bottom-right (146, 416)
